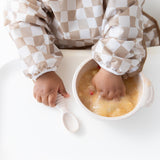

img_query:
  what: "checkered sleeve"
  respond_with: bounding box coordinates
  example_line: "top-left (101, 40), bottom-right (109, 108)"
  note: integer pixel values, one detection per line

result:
top-left (92, 0), bottom-right (146, 76)
top-left (4, 0), bottom-right (63, 80)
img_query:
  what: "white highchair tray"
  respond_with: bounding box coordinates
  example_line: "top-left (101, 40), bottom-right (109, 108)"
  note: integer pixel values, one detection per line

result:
top-left (0, 48), bottom-right (160, 160)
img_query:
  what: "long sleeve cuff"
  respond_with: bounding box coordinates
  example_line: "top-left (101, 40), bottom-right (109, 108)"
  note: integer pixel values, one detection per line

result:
top-left (92, 38), bottom-right (146, 76)
top-left (32, 68), bottom-right (57, 81)
top-left (20, 53), bottom-right (63, 80)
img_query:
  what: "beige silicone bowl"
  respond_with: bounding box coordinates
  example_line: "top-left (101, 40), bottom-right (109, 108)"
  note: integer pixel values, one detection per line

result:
top-left (72, 58), bottom-right (154, 120)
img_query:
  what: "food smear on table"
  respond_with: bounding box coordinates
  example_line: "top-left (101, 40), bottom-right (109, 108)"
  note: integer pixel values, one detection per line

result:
top-left (78, 68), bottom-right (139, 117)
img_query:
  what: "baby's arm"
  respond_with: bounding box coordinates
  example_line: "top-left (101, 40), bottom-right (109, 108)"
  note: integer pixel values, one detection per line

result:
top-left (4, 0), bottom-right (67, 106)
top-left (92, 0), bottom-right (146, 100)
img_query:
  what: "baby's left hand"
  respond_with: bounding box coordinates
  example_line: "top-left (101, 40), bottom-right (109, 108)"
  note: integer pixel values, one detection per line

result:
top-left (92, 68), bottom-right (126, 100)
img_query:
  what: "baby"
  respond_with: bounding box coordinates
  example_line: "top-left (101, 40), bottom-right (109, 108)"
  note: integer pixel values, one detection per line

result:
top-left (4, 0), bottom-right (160, 107)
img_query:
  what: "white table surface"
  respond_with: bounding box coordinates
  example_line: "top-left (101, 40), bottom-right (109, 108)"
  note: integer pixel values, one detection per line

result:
top-left (0, 28), bottom-right (160, 160)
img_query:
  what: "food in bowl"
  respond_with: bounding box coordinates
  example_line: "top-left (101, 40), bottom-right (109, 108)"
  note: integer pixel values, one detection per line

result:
top-left (77, 67), bottom-right (139, 117)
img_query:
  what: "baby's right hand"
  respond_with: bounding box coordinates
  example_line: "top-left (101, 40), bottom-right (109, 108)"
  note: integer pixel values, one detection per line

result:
top-left (33, 71), bottom-right (69, 107)
top-left (92, 68), bottom-right (126, 100)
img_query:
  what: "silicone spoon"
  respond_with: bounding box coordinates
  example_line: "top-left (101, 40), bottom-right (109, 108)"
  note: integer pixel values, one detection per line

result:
top-left (56, 94), bottom-right (79, 133)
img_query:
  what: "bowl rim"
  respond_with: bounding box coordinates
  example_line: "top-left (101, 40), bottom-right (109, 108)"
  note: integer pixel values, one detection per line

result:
top-left (72, 58), bottom-right (144, 120)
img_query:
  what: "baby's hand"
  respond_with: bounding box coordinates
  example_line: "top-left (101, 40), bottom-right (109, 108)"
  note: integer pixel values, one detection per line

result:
top-left (92, 68), bottom-right (126, 100)
top-left (33, 71), bottom-right (69, 107)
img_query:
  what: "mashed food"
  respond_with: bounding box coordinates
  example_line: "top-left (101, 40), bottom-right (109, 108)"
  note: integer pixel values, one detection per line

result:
top-left (78, 68), bottom-right (139, 117)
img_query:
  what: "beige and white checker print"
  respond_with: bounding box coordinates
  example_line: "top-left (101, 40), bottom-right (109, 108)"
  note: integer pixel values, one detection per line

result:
top-left (4, 0), bottom-right (160, 79)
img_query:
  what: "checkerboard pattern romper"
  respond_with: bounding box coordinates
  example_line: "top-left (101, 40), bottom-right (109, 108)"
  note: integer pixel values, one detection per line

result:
top-left (4, 0), bottom-right (160, 80)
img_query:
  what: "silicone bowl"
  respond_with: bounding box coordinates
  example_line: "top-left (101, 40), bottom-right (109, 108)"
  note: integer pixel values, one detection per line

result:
top-left (72, 58), bottom-right (154, 120)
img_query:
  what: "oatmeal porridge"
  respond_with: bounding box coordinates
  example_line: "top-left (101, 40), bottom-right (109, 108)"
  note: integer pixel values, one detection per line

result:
top-left (78, 68), bottom-right (139, 117)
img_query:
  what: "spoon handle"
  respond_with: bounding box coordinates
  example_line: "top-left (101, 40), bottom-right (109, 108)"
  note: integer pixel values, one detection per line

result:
top-left (56, 94), bottom-right (68, 113)
top-left (56, 94), bottom-right (79, 132)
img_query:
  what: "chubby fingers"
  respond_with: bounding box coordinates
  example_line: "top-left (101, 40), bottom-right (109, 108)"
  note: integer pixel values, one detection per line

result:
top-left (59, 83), bottom-right (70, 98)
top-left (42, 95), bottom-right (49, 106)
top-left (35, 93), bottom-right (57, 107)
top-left (36, 95), bottom-right (42, 103)
top-left (34, 90), bottom-right (57, 107)
top-left (99, 89), bottom-right (124, 100)
top-left (100, 90), bottom-right (115, 100)
top-left (33, 92), bottom-right (42, 103)
top-left (48, 92), bottom-right (57, 107)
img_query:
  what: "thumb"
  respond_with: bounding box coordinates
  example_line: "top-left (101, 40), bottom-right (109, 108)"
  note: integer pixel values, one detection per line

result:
top-left (59, 83), bottom-right (70, 98)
